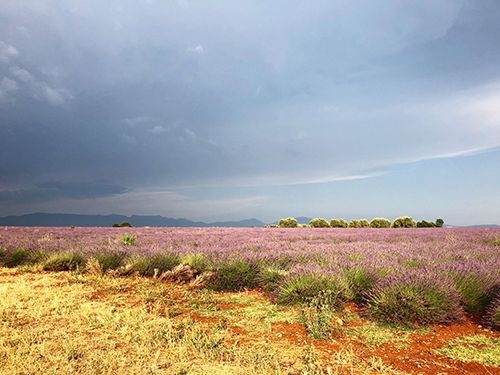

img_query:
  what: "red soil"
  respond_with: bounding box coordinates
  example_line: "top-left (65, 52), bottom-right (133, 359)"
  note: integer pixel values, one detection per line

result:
top-left (269, 316), bottom-right (500, 375)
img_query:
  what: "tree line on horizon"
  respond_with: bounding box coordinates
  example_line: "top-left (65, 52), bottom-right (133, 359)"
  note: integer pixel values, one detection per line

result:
top-left (273, 216), bottom-right (444, 228)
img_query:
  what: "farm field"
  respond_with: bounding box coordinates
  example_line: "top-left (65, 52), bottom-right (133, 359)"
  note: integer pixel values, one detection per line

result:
top-left (1, 227), bottom-right (499, 374)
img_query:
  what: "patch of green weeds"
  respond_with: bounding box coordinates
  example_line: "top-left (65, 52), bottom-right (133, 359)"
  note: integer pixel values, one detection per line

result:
top-left (301, 346), bottom-right (324, 374)
top-left (301, 289), bottom-right (344, 341)
top-left (403, 259), bottom-right (422, 269)
top-left (241, 301), bottom-right (299, 324)
top-left (120, 233), bottom-right (136, 246)
top-left (348, 325), bottom-right (402, 347)
top-left (347, 322), bottom-right (422, 348)
top-left (191, 292), bottom-right (300, 335)
top-left (180, 253), bottom-right (208, 272)
top-left (394, 342), bottom-right (410, 350)
top-left (186, 291), bottom-right (219, 312)
top-left (434, 334), bottom-right (500, 366)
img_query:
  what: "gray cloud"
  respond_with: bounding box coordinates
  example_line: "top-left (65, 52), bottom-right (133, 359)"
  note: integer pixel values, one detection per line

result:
top-left (0, 1), bottom-right (499, 221)
top-left (0, 182), bottom-right (128, 204)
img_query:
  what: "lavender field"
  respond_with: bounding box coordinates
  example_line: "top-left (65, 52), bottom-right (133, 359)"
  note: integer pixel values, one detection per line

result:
top-left (1, 227), bottom-right (499, 328)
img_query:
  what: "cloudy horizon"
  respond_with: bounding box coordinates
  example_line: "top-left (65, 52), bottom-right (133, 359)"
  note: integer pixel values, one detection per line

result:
top-left (1, 1), bottom-right (499, 225)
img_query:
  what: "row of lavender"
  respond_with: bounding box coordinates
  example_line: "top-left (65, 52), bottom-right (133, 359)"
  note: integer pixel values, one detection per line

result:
top-left (1, 227), bottom-right (499, 328)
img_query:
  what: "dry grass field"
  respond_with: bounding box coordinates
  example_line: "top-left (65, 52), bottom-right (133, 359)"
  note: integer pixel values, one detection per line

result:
top-left (1, 267), bottom-right (498, 375)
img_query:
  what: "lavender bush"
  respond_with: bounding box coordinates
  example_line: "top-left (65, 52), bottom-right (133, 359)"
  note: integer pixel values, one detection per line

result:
top-left (365, 271), bottom-right (463, 327)
top-left (43, 253), bottom-right (85, 271)
top-left (131, 253), bottom-right (181, 276)
top-left (276, 264), bottom-right (343, 307)
top-left (485, 295), bottom-right (500, 330)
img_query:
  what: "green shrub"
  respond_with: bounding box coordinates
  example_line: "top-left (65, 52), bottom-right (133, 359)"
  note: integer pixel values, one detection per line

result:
top-left (213, 259), bottom-right (260, 291)
top-left (369, 218), bottom-right (391, 228)
top-left (366, 273), bottom-right (462, 327)
top-left (451, 273), bottom-right (499, 316)
top-left (132, 254), bottom-right (181, 276)
top-left (391, 216), bottom-right (417, 228)
top-left (309, 218), bottom-right (330, 228)
top-left (435, 218), bottom-right (444, 228)
top-left (259, 267), bottom-right (288, 292)
top-left (348, 219), bottom-right (370, 228)
top-left (417, 220), bottom-right (436, 228)
top-left (120, 233), bottom-right (137, 246)
top-left (1, 248), bottom-right (32, 267)
top-left (112, 221), bottom-right (132, 227)
top-left (96, 252), bottom-right (126, 274)
top-left (329, 218), bottom-right (348, 228)
top-left (181, 253), bottom-right (208, 272)
top-left (341, 267), bottom-right (380, 302)
top-left (43, 253), bottom-right (85, 271)
top-left (277, 273), bottom-right (343, 307)
top-left (278, 217), bottom-right (298, 228)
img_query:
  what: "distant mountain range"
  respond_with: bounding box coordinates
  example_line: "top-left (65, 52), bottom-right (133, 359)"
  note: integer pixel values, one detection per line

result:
top-left (0, 213), bottom-right (265, 227)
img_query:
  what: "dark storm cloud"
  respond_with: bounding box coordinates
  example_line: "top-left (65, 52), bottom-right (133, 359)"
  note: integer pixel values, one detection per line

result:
top-left (0, 1), bottom-right (500, 221)
top-left (0, 182), bottom-right (128, 203)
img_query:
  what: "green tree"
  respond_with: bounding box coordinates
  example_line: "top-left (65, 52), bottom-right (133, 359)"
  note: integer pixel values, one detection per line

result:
top-left (370, 218), bottom-right (391, 228)
top-left (278, 217), bottom-right (298, 228)
top-left (330, 218), bottom-right (348, 228)
top-left (349, 219), bottom-right (370, 228)
top-left (435, 218), bottom-right (444, 228)
top-left (391, 216), bottom-right (417, 228)
top-left (309, 218), bottom-right (330, 228)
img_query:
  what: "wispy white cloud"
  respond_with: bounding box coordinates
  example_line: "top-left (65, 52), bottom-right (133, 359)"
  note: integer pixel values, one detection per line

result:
top-left (290, 172), bottom-right (385, 185)
top-left (149, 125), bottom-right (167, 134)
top-left (123, 116), bottom-right (153, 126)
top-left (412, 146), bottom-right (496, 162)
top-left (0, 41), bottom-right (18, 63)
top-left (186, 44), bottom-right (204, 54)
top-left (0, 77), bottom-right (18, 104)
top-left (8, 65), bottom-right (73, 106)
top-left (10, 66), bottom-right (34, 82)
top-left (454, 82), bottom-right (500, 130)
top-left (174, 172), bottom-right (383, 189)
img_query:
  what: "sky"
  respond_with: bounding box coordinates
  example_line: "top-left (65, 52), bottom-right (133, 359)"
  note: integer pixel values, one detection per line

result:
top-left (0, 0), bottom-right (499, 225)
